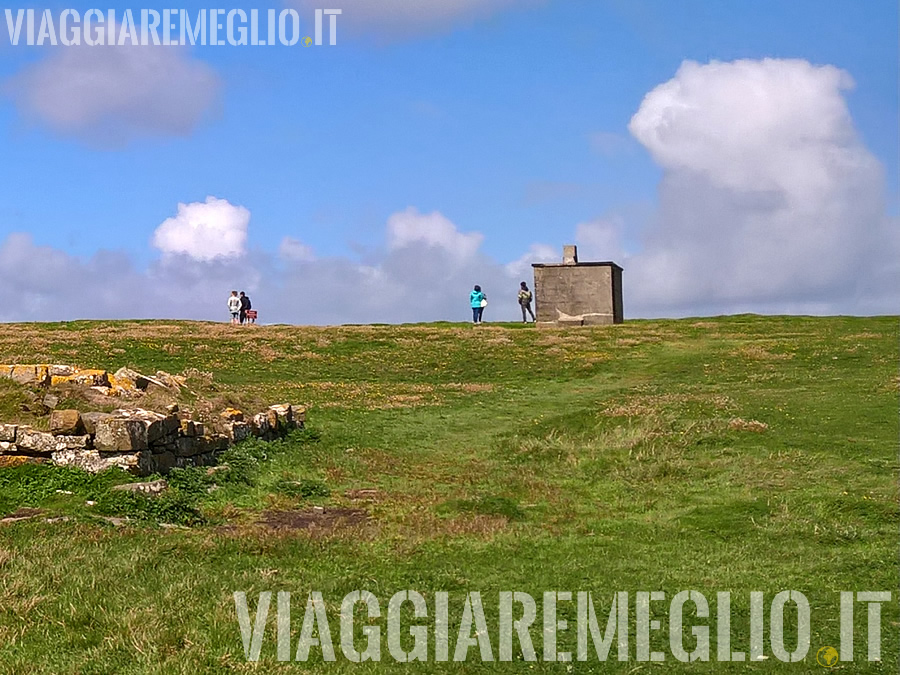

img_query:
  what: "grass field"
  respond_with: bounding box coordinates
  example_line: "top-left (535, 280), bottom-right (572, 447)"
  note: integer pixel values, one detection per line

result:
top-left (0, 315), bottom-right (896, 673)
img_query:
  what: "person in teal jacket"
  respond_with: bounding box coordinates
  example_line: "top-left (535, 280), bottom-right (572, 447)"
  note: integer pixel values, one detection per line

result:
top-left (470, 285), bottom-right (486, 324)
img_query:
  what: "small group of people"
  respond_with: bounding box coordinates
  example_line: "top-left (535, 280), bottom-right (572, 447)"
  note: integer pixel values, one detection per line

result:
top-left (469, 281), bottom-right (535, 324)
top-left (227, 290), bottom-right (255, 325)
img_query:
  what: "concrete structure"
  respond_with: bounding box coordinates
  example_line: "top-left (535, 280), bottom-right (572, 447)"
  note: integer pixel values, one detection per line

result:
top-left (532, 245), bottom-right (623, 325)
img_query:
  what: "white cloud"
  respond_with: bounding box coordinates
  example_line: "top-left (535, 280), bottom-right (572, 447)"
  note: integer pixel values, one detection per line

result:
top-left (286, 0), bottom-right (542, 40)
top-left (575, 217), bottom-right (625, 262)
top-left (621, 58), bottom-right (898, 316)
top-left (279, 236), bottom-right (317, 262)
top-left (152, 197), bottom-right (250, 261)
top-left (504, 243), bottom-right (557, 279)
top-left (4, 41), bottom-right (219, 145)
top-left (387, 207), bottom-right (484, 261)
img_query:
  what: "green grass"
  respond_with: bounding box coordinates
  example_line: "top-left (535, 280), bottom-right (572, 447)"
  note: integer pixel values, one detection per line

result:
top-left (0, 315), bottom-right (896, 673)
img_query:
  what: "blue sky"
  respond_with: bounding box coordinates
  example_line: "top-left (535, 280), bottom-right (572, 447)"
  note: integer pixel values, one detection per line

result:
top-left (0, 0), bottom-right (897, 323)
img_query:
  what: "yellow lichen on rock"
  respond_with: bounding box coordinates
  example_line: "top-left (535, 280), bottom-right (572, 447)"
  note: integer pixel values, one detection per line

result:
top-left (219, 408), bottom-right (244, 422)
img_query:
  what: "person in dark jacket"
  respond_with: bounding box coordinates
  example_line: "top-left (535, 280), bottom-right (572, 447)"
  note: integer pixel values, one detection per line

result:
top-left (239, 291), bottom-right (251, 324)
top-left (518, 281), bottom-right (535, 322)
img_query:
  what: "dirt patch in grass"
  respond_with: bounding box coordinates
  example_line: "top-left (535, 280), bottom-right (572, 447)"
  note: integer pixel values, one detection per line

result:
top-left (344, 489), bottom-right (382, 501)
top-left (257, 507), bottom-right (368, 532)
top-left (0, 507), bottom-right (45, 523)
top-left (601, 392), bottom-right (735, 417)
top-left (728, 418), bottom-right (769, 433)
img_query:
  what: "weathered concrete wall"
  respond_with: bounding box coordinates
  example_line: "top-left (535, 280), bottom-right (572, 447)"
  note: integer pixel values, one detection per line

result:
top-left (533, 263), bottom-right (623, 325)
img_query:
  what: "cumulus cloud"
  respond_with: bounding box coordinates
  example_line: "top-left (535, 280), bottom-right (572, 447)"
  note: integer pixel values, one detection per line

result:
top-left (152, 197), bottom-right (250, 261)
top-left (286, 0), bottom-right (542, 40)
top-left (4, 40), bottom-right (219, 145)
top-left (504, 243), bottom-right (557, 279)
top-left (621, 58), bottom-right (898, 316)
top-left (386, 207), bottom-right (484, 261)
top-left (575, 217), bottom-right (626, 262)
top-left (278, 236), bottom-right (317, 262)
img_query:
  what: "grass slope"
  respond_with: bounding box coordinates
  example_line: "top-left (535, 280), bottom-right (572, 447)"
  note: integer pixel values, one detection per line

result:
top-left (0, 315), bottom-right (896, 673)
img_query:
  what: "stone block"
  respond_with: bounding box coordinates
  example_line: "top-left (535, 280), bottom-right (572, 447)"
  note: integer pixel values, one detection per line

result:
top-left (95, 418), bottom-right (148, 453)
top-left (113, 367), bottom-right (149, 390)
top-left (10, 365), bottom-right (50, 386)
top-left (180, 420), bottom-right (200, 437)
top-left (147, 415), bottom-right (180, 444)
top-left (209, 434), bottom-right (229, 452)
top-left (81, 412), bottom-right (114, 435)
top-left (72, 369), bottom-right (110, 387)
top-left (52, 448), bottom-right (140, 473)
top-left (269, 404), bottom-right (293, 428)
top-left (175, 437), bottom-right (199, 457)
top-left (15, 428), bottom-right (59, 455)
top-left (224, 421), bottom-right (250, 443)
top-left (54, 435), bottom-right (91, 451)
top-left (0, 424), bottom-right (17, 443)
top-left (49, 410), bottom-right (85, 436)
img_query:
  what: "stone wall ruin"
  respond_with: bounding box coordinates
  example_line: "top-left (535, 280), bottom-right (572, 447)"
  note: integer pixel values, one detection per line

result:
top-left (0, 363), bottom-right (304, 476)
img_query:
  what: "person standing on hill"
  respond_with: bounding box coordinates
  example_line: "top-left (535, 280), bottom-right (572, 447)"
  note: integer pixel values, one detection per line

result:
top-left (239, 291), bottom-right (251, 324)
top-left (227, 291), bottom-right (241, 325)
top-left (470, 285), bottom-right (486, 324)
top-left (518, 281), bottom-right (535, 323)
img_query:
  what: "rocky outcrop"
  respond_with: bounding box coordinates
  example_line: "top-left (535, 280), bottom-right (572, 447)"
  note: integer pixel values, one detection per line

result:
top-left (0, 404), bottom-right (305, 476)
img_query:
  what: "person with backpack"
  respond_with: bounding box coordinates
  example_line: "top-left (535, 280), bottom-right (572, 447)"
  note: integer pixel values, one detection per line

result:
top-left (518, 281), bottom-right (535, 322)
top-left (470, 285), bottom-right (486, 324)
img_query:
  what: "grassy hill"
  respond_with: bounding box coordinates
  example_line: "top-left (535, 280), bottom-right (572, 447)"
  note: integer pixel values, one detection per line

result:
top-left (0, 316), bottom-right (896, 673)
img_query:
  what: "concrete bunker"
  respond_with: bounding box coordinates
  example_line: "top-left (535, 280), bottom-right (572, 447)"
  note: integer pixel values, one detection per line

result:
top-left (532, 245), bottom-right (623, 326)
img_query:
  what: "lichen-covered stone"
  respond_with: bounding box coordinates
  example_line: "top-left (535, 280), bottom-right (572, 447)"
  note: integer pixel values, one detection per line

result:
top-left (51, 448), bottom-right (139, 473)
top-left (112, 367), bottom-right (149, 391)
top-left (179, 420), bottom-right (206, 437)
top-left (49, 410), bottom-right (85, 436)
top-left (95, 418), bottom-right (148, 452)
top-left (219, 408), bottom-right (244, 422)
top-left (147, 415), bottom-right (180, 444)
top-left (0, 424), bottom-right (16, 443)
top-left (16, 428), bottom-right (59, 455)
top-left (0, 455), bottom-right (47, 469)
top-left (9, 365), bottom-right (50, 386)
top-left (81, 412), bottom-right (114, 436)
top-left (54, 435), bottom-right (91, 451)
